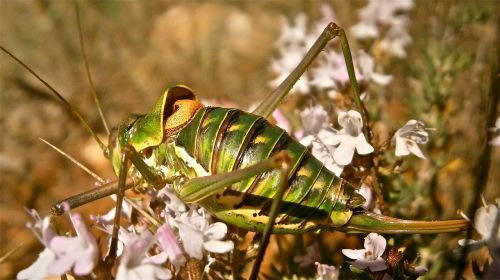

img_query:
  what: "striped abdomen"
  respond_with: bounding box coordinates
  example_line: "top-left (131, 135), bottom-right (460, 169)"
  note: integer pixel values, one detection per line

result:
top-left (175, 107), bottom-right (360, 233)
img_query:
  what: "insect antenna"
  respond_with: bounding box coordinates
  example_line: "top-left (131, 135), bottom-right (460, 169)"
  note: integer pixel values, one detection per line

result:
top-left (39, 138), bottom-right (105, 184)
top-left (0, 46), bottom-right (109, 157)
top-left (74, 1), bottom-right (110, 136)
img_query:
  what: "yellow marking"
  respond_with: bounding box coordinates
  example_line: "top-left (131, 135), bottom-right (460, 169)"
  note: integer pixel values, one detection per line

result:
top-left (253, 135), bottom-right (268, 144)
top-left (228, 124), bottom-right (241, 132)
top-left (217, 192), bottom-right (245, 206)
top-left (202, 116), bottom-right (216, 128)
top-left (219, 208), bottom-right (324, 231)
top-left (297, 167), bottom-right (312, 177)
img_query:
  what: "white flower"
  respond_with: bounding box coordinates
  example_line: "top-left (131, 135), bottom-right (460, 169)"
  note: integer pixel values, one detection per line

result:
top-left (350, 0), bottom-right (414, 58)
top-left (299, 109), bottom-right (374, 173)
top-left (175, 211), bottom-right (234, 259)
top-left (116, 231), bottom-right (172, 280)
top-left (270, 44), bottom-right (311, 94)
top-left (350, 21), bottom-right (379, 39)
top-left (357, 50), bottom-right (393, 85)
top-left (309, 140), bottom-right (345, 176)
top-left (299, 105), bottom-right (345, 176)
top-left (275, 13), bottom-right (309, 47)
top-left (315, 262), bottom-right (340, 280)
top-left (310, 50), bottom-right (353, 91)
top-left (153, 185), bottom-right (188, 214)
top-left (270, 14), bottom-right (312, 95)
top-left (342, 233), bottom-right (387, 272)
top-left (356, 184), bottom-right (375, 211)
top-left (379, 17), bottom-right (413, 58)
top-left (459, 198), bottom-right (500, 257)
top-left (294, 243), bottom-right (321, 267)
top-left (489, 117), bottom-right (500, 145)
top-left (331, 110), bottom-right (374, 166)
top-left (392, 120), bottom-right (429, 159)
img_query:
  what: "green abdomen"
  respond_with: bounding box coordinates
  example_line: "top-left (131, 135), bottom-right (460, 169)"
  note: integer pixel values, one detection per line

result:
top-left (176, 107), bottom-right (357, 233)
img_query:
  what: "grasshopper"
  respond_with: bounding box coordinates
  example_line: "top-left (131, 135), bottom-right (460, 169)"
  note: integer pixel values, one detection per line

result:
top-left (2, 6), bottom-right (469, 278)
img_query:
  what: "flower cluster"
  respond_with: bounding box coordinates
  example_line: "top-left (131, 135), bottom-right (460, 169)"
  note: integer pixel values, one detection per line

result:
top-left (17, 208), bottom-right (98, 279)
top-left (269, 5), bottom-right (392, 97)
top-left (299, 106), bottom-right (373, 176)
top-left (351, 0), bottom-right (415, 58)
top-left (18, 184), bottom-right (234, 279)
top-left (342, 233), bottom-right (428, 278)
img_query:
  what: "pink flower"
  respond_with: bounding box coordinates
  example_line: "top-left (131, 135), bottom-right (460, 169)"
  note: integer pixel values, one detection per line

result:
top-left (315, 262), bottom-right (340, 280)
top-left (17, 211), bottom-right (57, 279)
top-left (294, 243), bottom-right (321, 267)
top-left (48, 213), bottom-right (98, 276)
top-left (272, 109), bottom-right (292, 134)
top-left (117, 231), bottom-right (172, 280)
top-left (17, 248), bottom-right (56, 280)
top-left (17, 209), bottom-right (98, 279)
top-left (156, 224), bottom-right (186, 270)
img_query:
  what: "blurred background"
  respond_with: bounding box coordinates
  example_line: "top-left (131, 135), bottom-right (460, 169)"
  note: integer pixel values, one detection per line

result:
top-left (1, 1), bottom-right (498, 279)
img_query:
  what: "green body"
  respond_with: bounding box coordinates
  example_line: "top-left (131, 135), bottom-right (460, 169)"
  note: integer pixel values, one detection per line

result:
top-left (107, 86), bottom-right (468, 235)
top-left (139, 106), bottom-right (360, 233)
top-left (120, 101), bottom-right (363, 233)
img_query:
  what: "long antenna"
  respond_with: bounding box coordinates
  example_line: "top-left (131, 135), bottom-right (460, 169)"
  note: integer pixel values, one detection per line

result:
top-left (39, 138), bottom-right (104, 184)
top-left (74, 1), bottom-right (110, 136)
top-left (0, 45), bottom-right (109, 156)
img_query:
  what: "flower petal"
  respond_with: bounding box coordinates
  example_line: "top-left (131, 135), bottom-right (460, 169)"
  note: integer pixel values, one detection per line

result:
top-left (367, 257), bottom-right (387, 272)
top-left (300, 135), bottom-right (315, 146)
top-left (315, 262), bottom-right (340, 280)
top-left (370, 72), bottom-right (393, 85)
top-left (156, 224), bottom-right (185, 268)
top-left (318, 129), bottom-right (342, 146)
top-left (475, 204), bottom-right (498, 239)
top-left (364, 233), bottom-right (386, 259)
top-left (49, 236), bottom-right (80, 252)
top-left (406, 140), bottom-right (426, 159)
top-left (203, 239), bottom-right (234, 254)
top-left (177, 221), bottom-right (204, 259)
top-left (48, 252), bottom-right (74, 276)
top-left (73, 250), bottom-right (95, 276)
top-left (146, 252), bottom-right (168, 265)
top-left (17, 248), bottom-right (56, 280)
top-left (117, 262), bottom-right (156, 280)
top-left (354, 135), bottom-right (374, 155)
top-left (342, 249), bottom-right (366, 260)
top-left (334, 140), bottom-right (355, 165)
top-left (155, 267), bottom-right (173, 280)
top-left (204, 222), bottom-right (228, 240)
top-left (394, 137), bottom-right (410, 156)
